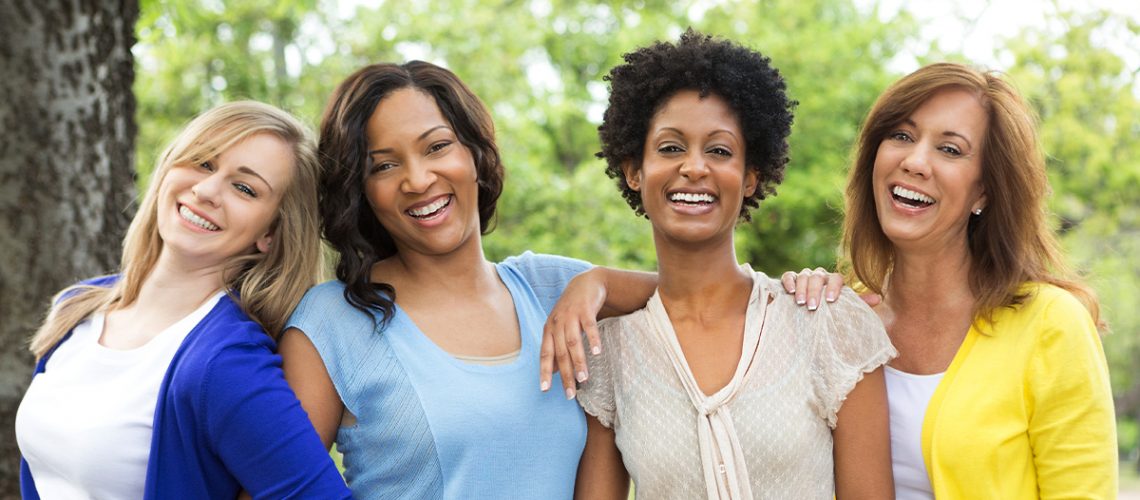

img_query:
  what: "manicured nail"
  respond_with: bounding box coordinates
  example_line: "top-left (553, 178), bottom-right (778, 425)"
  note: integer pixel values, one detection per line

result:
top-left (566, 387), bottom-right (576, 400)
top-left (591, 345), bottom-right (601, 355)
top-left (826, 291), bottom-right (837, 302)
top-left (541, 380), bottom-right (550, 392)
top-left (796, 296), bottom-right (806, 305)
top-left (576, 371), bottom-right (588, 383)
top-left (808, 298), bottom-right (818, 311)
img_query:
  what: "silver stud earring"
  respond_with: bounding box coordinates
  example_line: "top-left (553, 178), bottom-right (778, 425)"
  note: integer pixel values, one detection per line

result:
top-left (972, 208), bottom-right (983, 215)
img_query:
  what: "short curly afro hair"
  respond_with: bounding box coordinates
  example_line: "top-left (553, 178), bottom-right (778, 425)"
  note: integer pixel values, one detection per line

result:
top-left (598, 29), bottom-right (795, 220)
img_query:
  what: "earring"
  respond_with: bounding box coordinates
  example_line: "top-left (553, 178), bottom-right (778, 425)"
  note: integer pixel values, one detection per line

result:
top-left (972, 208), bottom-right (983, 215)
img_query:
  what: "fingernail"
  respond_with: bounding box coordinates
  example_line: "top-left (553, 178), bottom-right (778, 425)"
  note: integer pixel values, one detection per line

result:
top-left (591, 345), bottom-right (601, 355)
top-left (565, 387), bottom-right (576, 400)
top-left (826, 291), bottom-right (836, 302)
top-left (796, 297), bottom-right (806, 305)
top-left (808, 298), bottom-right (818, 311)
top-left (541, 380), bottom-right (550, 392)
top-left (576, 371), bottom-right (588, 383)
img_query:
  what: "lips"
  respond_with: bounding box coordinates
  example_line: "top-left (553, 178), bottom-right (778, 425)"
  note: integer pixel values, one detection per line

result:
top-left (405, 194), bottom-right (452, 219)
top-left (179, 204), bottom-right (220, 231)
top-left (890, 184), bottom-right (935, 208)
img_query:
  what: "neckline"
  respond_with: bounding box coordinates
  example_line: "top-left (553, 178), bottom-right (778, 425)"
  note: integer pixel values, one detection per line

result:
top-left (647, 264), bottom-right (771, 403)
top-left (88, 290), bottom-right (225, 358)
top-left (390, 262), bottom-right (531, 373)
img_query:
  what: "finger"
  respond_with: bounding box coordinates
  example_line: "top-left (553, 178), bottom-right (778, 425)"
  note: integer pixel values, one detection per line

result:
top-left (806, 267), bottom-right (827, 311)
top-left (583, 316), bottom-right (602, 356)
top-left (795, 268), bottom-right (811, 305)
top-left (780, 271), bottom-right (797, 294)
top-left (552, 322), bottom-right (577, 399)
top-left (539, 323), bottom-right (556, 392)
top-left (824, 272), bottom-right (844, 303)
top-left (564, 320), bottom-right (589, 385)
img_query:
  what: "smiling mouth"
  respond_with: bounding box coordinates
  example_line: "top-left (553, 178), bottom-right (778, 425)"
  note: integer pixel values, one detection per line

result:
top-left (668, 192), bottom-right (717, 206)
top-left (406, 195), bottom-right (452, 219)
top-left (891, 186), bottom-right (935, 208)
top-left (179, 205), bottom-right (220, 231)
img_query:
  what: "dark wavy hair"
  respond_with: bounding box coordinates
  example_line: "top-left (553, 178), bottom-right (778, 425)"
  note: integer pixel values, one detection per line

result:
top-left (318, 61), bottom-right (503, 323)
top-left (598, 29), bottom-right (795, 220)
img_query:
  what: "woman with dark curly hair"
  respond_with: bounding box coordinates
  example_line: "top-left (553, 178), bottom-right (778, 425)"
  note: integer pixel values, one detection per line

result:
top-left (573, 31), bottom-right (896, 499)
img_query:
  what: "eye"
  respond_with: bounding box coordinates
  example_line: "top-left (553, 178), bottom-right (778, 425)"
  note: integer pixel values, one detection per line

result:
top-left (939, 144), bottom-right (963, 156)
top-left (888, 131), bottom-right (913, 142)
top-left (367, 158), bottom-right (398, 175)
top-left (199, 161), bottom-right (216, 172)
top-left (707, 146), bottom-right (733, 157)
top-left (657, 144), bottom-right (684, 155)
top-left (427, 141), bottom-right (452, 154)
top-left (233, 183), bottom-right (258, 198)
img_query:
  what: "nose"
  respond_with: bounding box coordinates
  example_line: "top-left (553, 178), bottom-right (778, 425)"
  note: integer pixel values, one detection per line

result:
top-left (192, 174), bottom-right (223, 206)
top-left (678, 151), bottom-right (709, 180)
top-left (900, 146), bottom-right (931, 178)
top-left (400, 160), bottom-right (437, 194)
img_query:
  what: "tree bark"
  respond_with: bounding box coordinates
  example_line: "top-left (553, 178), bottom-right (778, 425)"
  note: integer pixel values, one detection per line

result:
top-left (0, 0), bottom-right (137, 494)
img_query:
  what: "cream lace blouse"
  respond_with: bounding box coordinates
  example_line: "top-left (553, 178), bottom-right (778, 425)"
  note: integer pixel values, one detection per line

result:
top-left (577, 267), bottom-right (895, 499)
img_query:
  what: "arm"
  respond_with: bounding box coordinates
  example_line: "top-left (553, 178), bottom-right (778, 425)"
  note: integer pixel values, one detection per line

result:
top-left (574, 415), bottom-right (629, 500)
top-left (540, 266), bottom-right (656, 396)
top-left (203, 342), bottom-right (350, 498)
top-left (832, 367), bottom-right (894, 499)
top-left (1029, 295), bottom-right (1117, 497)
top-left (278, 327), bottom-right (345, 449)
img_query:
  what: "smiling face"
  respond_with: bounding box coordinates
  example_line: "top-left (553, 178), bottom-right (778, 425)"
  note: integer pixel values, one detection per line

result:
top-left (872, 87), bottom-right (988, 253)
top-left (362, 88), bottom-right (481, 259)
top-left (624, 90), bottom-right (757, 247)
top-left (156, 132), bottom-right (294, 267)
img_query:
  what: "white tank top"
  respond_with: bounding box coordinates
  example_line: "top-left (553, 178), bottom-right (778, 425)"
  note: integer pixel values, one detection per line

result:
top-left (15, 292), bottom-right (222, 499)
top-left (885, 365), bottom-right (944, 500)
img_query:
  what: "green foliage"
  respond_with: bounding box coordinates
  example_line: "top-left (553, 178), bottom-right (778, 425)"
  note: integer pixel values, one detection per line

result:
top-left (134, 1), bottom-right (1139, 451)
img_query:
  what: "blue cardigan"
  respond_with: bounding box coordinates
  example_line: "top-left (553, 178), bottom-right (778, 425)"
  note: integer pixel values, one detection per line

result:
top-left (21, 277), bottom-right (351, 499)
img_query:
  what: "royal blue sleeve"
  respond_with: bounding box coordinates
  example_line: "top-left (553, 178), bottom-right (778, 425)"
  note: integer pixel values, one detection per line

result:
top-left (200, 341), bottom-right (352, 499)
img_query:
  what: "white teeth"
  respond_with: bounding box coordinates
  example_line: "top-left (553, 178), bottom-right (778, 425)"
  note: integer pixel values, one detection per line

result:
top-left (179, 205), bottom-right (219, 231)
top-left (892, 186), bottom-right (935, 205)
top-left (408, 196), bottom-right (451, 217)
top-left (669, 192), bottom-right (716, 204)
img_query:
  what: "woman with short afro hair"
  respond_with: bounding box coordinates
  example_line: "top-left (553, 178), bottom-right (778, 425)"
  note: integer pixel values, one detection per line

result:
top-left (574, 30), bottom-right (896, 499)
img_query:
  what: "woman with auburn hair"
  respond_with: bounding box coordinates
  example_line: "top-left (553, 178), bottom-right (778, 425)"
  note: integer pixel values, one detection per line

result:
top-left (16, 102), bottom-right (350, 499)
top-left (842, 62), bottom-right (1116, 498)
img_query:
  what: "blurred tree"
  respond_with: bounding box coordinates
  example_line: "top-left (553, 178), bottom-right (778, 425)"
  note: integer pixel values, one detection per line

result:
top-left (0, 0), bottom-right (138, 494)
top-left (1002, 10), bottom-right (1140, 470)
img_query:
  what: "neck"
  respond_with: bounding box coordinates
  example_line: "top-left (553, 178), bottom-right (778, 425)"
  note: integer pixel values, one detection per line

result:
top-left (379, 235), bottom-right (500, 294)
top-left (130, 250), bottom-right (227, 311)
top-left (888, 242), bottom-right (975, 315)
top-left (654, 229), bottom-right (752, 313)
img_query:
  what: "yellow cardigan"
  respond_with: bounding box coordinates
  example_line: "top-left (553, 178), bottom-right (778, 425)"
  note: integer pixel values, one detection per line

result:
top-left (922, 283), bottom-right (1117, 498)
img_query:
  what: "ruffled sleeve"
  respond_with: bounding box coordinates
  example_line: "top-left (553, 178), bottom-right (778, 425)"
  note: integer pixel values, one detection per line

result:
top-left (811, 288), bottom-right (896, 428)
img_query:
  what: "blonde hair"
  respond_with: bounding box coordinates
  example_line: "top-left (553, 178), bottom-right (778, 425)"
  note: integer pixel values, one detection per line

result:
top-left (31, 101), bottom-right (323, 358)
top-left (841, 62), bottom-right (1101, 327)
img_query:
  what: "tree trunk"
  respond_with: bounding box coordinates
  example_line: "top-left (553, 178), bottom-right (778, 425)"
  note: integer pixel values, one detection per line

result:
top-left (0, 0), bottom-right (137, 494)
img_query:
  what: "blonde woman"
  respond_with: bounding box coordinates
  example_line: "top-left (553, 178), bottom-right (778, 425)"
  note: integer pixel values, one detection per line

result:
top-left (16, 102), bottom-right (351, 499)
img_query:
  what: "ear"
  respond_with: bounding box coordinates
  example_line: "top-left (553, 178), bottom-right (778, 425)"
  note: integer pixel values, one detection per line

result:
top-left (743, 166), bottom-right (759, 198)
top-left (621, 160), bottom-right (642, 191)
top-left (255, 233), bottom-right (273, 254)
top-left (971, 189), bottom-right (987, 215)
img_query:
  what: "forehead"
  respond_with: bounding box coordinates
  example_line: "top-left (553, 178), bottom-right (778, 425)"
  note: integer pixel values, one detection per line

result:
top-left (650, 90), bottom-right (741, 132)
top-left (908, 88), bottom-right (987, 137)
top-left (366, 88), bottom-right (448, 142)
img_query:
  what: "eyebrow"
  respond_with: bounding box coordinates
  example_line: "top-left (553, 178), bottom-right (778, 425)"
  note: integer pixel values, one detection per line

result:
top-left (902, 119), bottom-right (974, 149)
top-left (238, 166), bottom-right (274, 193)
top-left (656, 126), bottom-right (740, 141)
top-left (367, 125), bottom-right (451, 156)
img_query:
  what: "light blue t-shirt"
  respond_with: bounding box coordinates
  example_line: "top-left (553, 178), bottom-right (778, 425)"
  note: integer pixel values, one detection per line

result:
top-left (286, 252), bottom-right (589, 499)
